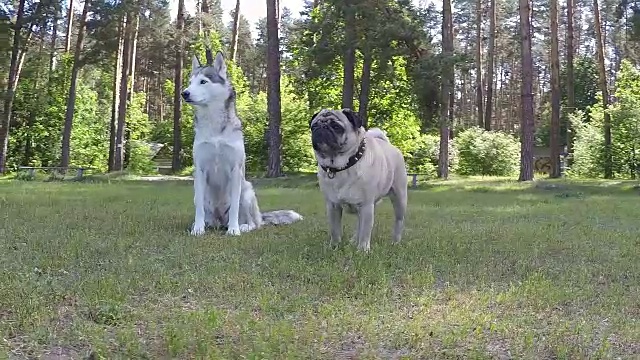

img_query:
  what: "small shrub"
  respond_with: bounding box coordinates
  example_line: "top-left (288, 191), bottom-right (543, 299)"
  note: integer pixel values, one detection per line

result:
top-left (455, 127), bottom-right (520, 176)
top-left (127, 141), bottom-right (157, 175)
top-left (406, 134), bottom-right (457, 179)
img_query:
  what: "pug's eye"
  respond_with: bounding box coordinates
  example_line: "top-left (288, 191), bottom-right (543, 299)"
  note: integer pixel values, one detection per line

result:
top-left (330, 123), bottom-right (343, 132)
top-left (200, 79), bottom-right (207, 85)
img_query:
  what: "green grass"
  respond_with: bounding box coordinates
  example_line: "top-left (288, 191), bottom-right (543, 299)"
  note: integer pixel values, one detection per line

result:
top-left (1, 177), bottom-right (638, 359)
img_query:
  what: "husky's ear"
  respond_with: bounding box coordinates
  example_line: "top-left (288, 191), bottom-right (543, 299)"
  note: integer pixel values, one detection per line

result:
top-left (191, 55), bottom-right (201, 71)
top-left (341, 108), bottom-right (363, 129)
top-left (309, 111), bottom-right (321, 128)
top-left (212, 51), bottom-right (227, 79)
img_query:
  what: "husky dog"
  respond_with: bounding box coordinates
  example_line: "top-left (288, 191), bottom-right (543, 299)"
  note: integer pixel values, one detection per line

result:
top-left (309, 109), bottom-right (408, 252)
top-left (181, 49), bottom-right (303, 236)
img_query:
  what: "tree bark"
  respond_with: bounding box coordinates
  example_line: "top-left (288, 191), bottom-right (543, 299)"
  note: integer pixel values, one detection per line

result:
top-left (109, 17), bottom-right (125, 172)
top-left (230, 0), bottom-right (241, 62)
top-left (358, 49), bottom-right (372, 129)
top-left (65, 0), bottom-right (74, 53)
top-left (518, 0), bottom-right (535, 181)
top-left (114, 11), bottom-right (134, 171)
top-left (484, 0), bottom-right (496, 130)
top-left (60, 0), bottom-right (92, 168)
top-left (49, 2), bottom-right (60, 75)
top-left (172, 0), bottom-right (185, 173)
top-left (566, 0), bottom-right (575, 161)
top-left (129, 12), bottom-right (140, 95)
top-left (549, 0), bottom-right (561, 178)
top-left (266, 0), bottom-right (282, 177)
top-left (439, 0), bottom-right (454, 179)
top-left (341, 1), bottom-right (356, 109)
top-left (0, 0), bottom-right (27, 174)
top-left (475, 0), bottom-right (484, 128)
top-left (593, 0), bottom-right (612, 178)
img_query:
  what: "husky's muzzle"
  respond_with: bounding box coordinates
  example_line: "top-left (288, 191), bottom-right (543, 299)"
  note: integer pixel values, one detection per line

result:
top-left (181, 90), bottom-right (192, 102)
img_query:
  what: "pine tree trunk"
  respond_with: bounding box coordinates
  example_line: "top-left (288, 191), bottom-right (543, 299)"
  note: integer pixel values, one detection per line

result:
top-left (0, 0), bottom-right (27, 174)
top-left (172, 0), bottom-right (185, 173)
top-left (358, 49), bottom-right (372, 129)
top-left (49, 2), bottom-right (60, 74)
top-left (60, 0), bottom-right (91, 169)
top-left (114, 11), bottom-right (134, 171)
top-left (65, 0), bottom-right (74, 53)
top-left (129, 12), bottom-right (140, 95)
top-left (484, 0), bottom-right (496, 130)
top-left (439, 0), bottom-right (454, 179)
top-left (109, 18), bottom-right (125, 172)
top-left (550, 0), bottom-right (561, 178)
top-left (341, 1), bottom-right (356, 109)
top-left (566, 0), bottom-right (575, 154)
top-left (593, 0), bottom-right (612, 178)
top-left (518, 0), bottom-right (535, 181)
top-left (230, 0), bottom-right (241, 62)
top-left (266, 0), bottom-right (282, 177)
top-left (475, 0), bottom-right (484, 128)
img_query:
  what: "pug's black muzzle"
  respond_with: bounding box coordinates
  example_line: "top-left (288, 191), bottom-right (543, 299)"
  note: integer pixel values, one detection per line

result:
top-left (311, 126), bottom-right (341, 153)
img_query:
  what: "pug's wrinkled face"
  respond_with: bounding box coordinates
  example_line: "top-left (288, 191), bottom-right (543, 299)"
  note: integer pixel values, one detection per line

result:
top-left (309, 109), bottom-right (364, 156)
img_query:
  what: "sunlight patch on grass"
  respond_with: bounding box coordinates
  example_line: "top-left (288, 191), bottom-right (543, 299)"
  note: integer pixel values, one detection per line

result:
top-left (1, 178), bottom-right (638, 358)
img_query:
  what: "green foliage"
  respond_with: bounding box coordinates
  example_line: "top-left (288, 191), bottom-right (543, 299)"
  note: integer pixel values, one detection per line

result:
top-left (568, 109), bottom-right (604, 178)
top-left (455, 127), bottom-right (520, 176)
top-left (127, 140), bottom-right (156, 174)
top-left (572, 60), bottom-right (640, 179)
top-left (406, 133), bottom-right (457, 178)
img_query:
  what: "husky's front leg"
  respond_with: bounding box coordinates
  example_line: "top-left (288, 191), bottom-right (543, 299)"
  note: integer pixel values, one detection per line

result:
top-left (226, 166), bottom-right (242, 236)
top-left (191, 167), bottom-right (207, 236)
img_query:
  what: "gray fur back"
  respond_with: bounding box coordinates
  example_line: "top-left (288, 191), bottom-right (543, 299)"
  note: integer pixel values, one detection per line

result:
top-left (261, 210), bottom-right (304, 225)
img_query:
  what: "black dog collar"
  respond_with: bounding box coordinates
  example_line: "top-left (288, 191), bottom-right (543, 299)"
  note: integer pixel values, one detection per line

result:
top-left (321, 138), bottom-right (366, 179)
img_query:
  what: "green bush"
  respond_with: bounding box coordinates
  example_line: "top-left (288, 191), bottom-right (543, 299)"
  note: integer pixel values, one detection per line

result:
top-left (126, 141), bottom-right (157, 175)
top-left (455, 127), bottom-right (520, 176)
top-left (406, 133), bottom-right (457, 178)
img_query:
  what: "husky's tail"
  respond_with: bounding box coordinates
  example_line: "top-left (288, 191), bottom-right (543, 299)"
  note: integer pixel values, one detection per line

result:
top-left (367, 127), bottom-right (389, 142)
top-left (261, 210), bottom-right (304, 225)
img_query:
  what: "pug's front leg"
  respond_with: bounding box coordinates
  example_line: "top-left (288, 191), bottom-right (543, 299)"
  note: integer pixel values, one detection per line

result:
top-left (356, 202), bottom-right (375, 252)
top-left (326, 201), bottom-right (343, 246)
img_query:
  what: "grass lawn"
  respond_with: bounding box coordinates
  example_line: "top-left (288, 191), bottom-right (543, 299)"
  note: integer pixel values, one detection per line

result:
top-left (1, 176), bottom-right (639, 359)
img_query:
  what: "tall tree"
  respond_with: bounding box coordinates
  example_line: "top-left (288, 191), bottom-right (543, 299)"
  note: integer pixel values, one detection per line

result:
top-left (266, 0), bottom-right (282, 177)
top-left (439, 0), bottom-right (454, 179)
top-left (549, 0), bottom-right (561, 178)
top-left (65, 0), bottom-right (74, 52)
top-left (518, 0), bottom-right (535, 181)
top-left (229, 0), bottom-right (240, 62)
top-left (109, 18), bottom-right (125, 171)
top-left (0, 0), bottom-right (27, 174)
top-left (566, 0), bottom-right (575, 161)
top-left (60, 0), bottom-right (92, 168)
top-left (114, 9), bottom-right (134, 171)
top-left (484, 0), bottom-right (496, 130)
top-left (593, 0), bottom-right (612, 178)
top-left (475, 0), bottom-right (484, 128)
top-left (342, 1), bottom-right (356, 109)
top-left (172, 0), bottom-right (185, 173)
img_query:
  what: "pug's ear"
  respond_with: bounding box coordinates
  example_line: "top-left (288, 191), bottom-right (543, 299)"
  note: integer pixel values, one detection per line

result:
top-left (342, 108), bottom-right (363, 130)
top-left (309, 110), bottom-right (320, 128)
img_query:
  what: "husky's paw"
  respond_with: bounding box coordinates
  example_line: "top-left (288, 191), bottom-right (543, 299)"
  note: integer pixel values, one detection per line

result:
top-left (226, 226), bottom-right (241, 236)
top-left (190, 222), bottom-right (206, 236)
top-left (239, 224), bottom-right (255, 233)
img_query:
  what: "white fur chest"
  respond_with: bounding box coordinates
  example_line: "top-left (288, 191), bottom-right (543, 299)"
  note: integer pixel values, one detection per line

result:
top-left (192, 110), bottom-right (245, 169)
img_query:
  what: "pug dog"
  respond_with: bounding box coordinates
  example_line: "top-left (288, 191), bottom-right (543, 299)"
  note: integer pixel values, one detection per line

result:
top-left (309, 108), bottom-right (408, 252)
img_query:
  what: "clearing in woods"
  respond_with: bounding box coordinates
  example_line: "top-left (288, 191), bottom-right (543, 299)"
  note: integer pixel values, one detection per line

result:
top-left (0, 176), bottom-right (638, 358)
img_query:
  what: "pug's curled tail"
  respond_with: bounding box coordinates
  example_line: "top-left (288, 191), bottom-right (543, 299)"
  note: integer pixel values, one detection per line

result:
top-left (261, 210), bottom-right (304, 225)
top-left (367, 128), bottom-right (389, 142)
